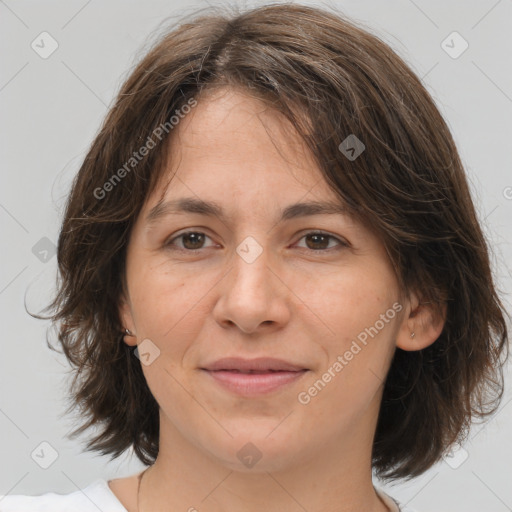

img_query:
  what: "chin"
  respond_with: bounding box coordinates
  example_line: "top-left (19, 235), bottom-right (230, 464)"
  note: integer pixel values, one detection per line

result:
top-left (205, 429), bottom-right (303, 474)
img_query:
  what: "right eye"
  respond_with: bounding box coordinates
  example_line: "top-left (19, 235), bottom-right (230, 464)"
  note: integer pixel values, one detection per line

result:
top-left (164, 231), bottom-right (217, 252)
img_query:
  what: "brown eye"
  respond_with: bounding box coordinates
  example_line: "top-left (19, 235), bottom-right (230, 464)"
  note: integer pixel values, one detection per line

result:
top-left (166, 231), bottom-right (214, 251)
top-left (305, 233), bottom-right (330, 250)
top-left (181, 232), bottom-right (205, 250)
top-left (295, 231), bottom-right (348, 252)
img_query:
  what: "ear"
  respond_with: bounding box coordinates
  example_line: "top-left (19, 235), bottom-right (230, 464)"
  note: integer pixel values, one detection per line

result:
top-left (119, 293), bottom-right (137, 347)
top-left (396, 292), bottom-right (446, 351)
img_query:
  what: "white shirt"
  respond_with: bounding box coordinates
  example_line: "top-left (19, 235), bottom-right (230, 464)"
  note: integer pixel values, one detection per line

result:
top-left (0, 479), bottom-right (419, 511)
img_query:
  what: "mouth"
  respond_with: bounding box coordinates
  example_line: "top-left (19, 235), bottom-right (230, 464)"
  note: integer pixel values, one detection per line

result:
top-left (200, 357), bottom-right (309, 395)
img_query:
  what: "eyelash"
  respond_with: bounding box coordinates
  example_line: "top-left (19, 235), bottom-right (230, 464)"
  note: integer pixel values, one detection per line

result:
top-left (164, 230), bottom-right (349, 254)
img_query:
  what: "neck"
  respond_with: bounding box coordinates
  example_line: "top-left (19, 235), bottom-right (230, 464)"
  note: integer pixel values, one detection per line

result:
top-left (137, 413), bottom-right (389, 512)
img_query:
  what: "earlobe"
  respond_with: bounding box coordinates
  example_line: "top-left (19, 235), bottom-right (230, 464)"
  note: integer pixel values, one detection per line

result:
top-left (122, 328), bottom-right (137, 346)
top-left (396, 299), bottom-right (446, 352)
top-left (119, 296), bottom-right (137, 346)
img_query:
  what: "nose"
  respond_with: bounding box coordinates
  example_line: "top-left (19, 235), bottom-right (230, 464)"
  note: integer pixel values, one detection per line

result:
top-left (212, 240), bottom-right (291, 334)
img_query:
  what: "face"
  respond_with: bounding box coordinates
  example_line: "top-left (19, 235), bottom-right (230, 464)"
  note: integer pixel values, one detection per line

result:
top-left (120, 87), bottom-right (413, 473)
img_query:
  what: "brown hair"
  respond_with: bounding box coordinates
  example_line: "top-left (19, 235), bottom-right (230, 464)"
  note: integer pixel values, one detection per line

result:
top-left (32, 2), bottom-right (509, 481)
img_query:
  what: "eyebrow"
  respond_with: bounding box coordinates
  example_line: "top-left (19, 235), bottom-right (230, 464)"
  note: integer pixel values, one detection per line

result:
top-left (145, 197), bottom-right (349, 227)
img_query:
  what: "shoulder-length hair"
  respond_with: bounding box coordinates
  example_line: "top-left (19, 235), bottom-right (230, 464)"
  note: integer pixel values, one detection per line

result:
top-left (33, 3), bottom-right (509, 481)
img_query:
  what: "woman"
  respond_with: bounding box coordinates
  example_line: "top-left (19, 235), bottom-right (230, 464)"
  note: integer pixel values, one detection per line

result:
top-left (1, 3), bottom-right (508, 511)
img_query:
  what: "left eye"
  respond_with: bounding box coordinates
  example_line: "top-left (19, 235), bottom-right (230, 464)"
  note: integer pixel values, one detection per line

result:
top-left (295, 231), bottom-right (348, 251)
top-left (165, 231), bottom-right (347, 252)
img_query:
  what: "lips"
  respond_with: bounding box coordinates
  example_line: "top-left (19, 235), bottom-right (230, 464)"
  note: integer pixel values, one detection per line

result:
top-left (201, 357), bottom-right (307, 373)
top-left (200, 357), bottom-right (309, 395)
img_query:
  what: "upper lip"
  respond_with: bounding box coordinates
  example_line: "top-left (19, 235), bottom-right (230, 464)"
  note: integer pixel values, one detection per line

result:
top-left (201, 357), bottom-right (308, 372)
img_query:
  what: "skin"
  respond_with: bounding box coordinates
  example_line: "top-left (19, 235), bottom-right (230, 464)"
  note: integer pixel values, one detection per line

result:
top-left (113, 86), bottom-right (445, 512)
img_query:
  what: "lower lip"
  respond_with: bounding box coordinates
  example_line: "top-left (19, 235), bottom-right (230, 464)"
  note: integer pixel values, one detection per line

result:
top-left (202, 369), bottom-right (308, 395)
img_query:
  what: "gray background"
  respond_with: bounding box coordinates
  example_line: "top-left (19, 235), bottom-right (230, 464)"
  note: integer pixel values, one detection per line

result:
top-left (1, 0), bottom-right (511, 510)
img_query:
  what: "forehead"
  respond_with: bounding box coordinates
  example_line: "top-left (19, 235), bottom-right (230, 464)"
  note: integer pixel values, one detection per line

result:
top-left (143, 87), bottom-right (344, 218)
top-left (171, 87), bottom-right (315, 172)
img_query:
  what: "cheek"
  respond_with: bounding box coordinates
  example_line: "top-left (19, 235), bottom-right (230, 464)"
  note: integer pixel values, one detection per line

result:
top-left (298, 289), bottom-right (398, 427)
top-left (128, 261), bottom-right (226, 370)
top-left (307, 260), bottom-right (399, 371)
top-left (308, 259), bottom-right (398, 322)
top-left (130, 261), bottom-right (196, 325)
